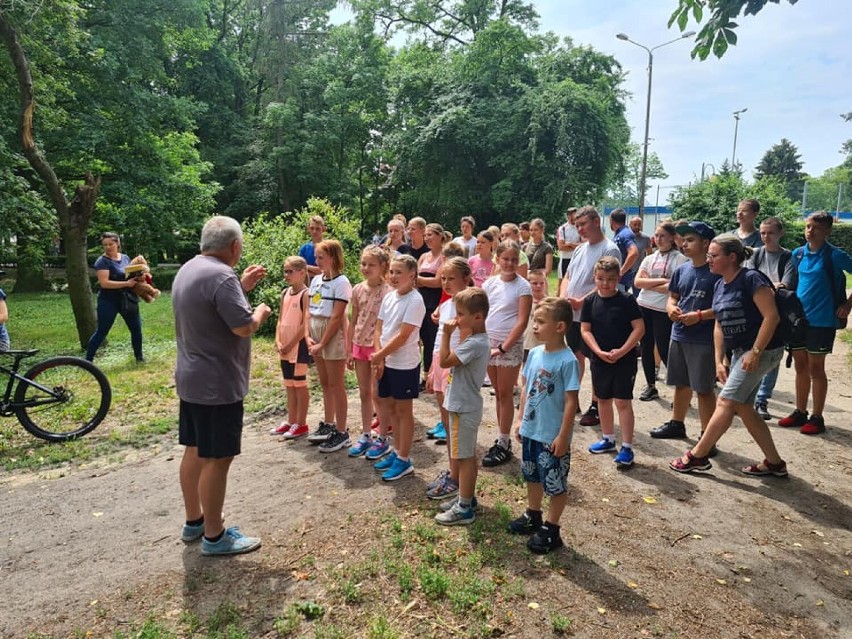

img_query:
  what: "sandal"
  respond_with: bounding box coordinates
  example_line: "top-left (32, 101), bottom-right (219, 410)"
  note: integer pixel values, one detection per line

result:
top-left (669, 450), bottom-right (712, 473)
top-left (742, 459), bottom-right (788, 477)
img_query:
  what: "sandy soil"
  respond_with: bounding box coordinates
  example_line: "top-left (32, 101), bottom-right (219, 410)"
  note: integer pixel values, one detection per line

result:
top-left (1, 339), bottom-right (850, 638)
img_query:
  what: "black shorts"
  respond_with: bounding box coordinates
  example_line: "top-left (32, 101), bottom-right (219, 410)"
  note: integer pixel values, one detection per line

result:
top-left (178, 399), bottom-right (243, 458)
top-left (590, 356), bottom-right (638, 400)
top-left (789, 326), bottom-right (836, 355)
top-left (567, 322), bottom-right (584, 355)
top-left (377, 365), bottom-right (420, 400)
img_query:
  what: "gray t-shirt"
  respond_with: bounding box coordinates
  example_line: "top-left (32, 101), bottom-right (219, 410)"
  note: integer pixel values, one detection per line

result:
top-left (746, 248), bottom-right (795, 289)
top-left (564, 237), bottom-right (622, 320)
top-left (172, 255), bottom-right (255, 405)
top-left (444, 332), bottom-right (490, 415)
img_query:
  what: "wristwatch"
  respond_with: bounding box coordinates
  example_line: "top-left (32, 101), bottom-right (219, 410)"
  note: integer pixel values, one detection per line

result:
top-left (497, 344), bottom-right (506, 354)
top-left (751, 346), bottom-right (762, 356)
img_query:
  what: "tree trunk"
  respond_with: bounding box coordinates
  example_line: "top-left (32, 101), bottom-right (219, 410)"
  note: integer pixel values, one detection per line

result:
top-left (12, 236), bottom-right (48, 293)
top-left (1, 13), bottom-right (97, 348)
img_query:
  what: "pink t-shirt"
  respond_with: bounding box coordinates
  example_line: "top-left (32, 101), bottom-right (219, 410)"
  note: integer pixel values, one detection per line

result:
top-left (351, 280), bottom-right (391, 347)
top-left (468, 255), bottom-right (494, 287)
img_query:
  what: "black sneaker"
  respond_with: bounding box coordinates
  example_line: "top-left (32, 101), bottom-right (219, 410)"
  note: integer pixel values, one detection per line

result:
top-left (754, 401), bottom-right (770, 420)
top-left (579, 404), bottom-right (600, 426)
top-left (528, 524), bottom-right (564, 554)
top-left (318, 429), bottom-right (351, 453)
top-left (649, 420), bottom-right (686, 439)
top-left (508, 510), bottom-right (543, 535)
top-left (307, 421), bottom-right (336, 444)
top-left (482, 441), bottom-right (512, 467)
top-left (639, 385), bottom-right (659, 401)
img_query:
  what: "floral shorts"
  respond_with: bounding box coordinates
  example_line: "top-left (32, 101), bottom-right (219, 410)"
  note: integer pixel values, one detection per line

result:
top-left (520, 436), bottom-right (571, 496)
top-left (488, 338), bottom-right (524, 368)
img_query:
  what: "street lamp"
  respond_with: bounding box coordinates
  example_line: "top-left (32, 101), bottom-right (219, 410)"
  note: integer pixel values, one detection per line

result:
top-left (731, 107), bottom-right (748, 169)
top-left (616, 30), bottom-right (695, 217)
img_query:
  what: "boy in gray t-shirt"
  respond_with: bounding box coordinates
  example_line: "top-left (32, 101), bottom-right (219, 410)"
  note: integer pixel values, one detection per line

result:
top-left (435, 288), bottom-right (491, 526)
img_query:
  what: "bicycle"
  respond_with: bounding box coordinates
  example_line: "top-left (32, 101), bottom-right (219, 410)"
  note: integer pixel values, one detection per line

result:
top-left (0, 349), bottom-right (112, 442)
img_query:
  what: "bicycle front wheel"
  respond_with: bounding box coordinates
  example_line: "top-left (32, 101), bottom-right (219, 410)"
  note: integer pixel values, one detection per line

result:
top-left (14, 357), bottom-right (112, 442)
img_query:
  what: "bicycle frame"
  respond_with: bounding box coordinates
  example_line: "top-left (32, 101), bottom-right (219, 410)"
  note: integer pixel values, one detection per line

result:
top-left (0, 352), bottom-right (65, 416)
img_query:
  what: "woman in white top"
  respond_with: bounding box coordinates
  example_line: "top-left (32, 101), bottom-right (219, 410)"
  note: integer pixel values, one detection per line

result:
top-left (481, 240), bottom-right (532, 467)
top-left (633, 222), bottom-right (688, 401)
top-left (452, 215), bottom-right (477, 258)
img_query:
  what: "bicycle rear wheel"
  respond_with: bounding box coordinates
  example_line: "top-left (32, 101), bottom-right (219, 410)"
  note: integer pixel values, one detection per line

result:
top-left (14, 357), bottom-right (112, 442)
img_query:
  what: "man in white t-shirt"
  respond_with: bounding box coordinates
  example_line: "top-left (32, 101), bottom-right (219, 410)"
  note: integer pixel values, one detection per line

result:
top-left (556, 207), bottom-right (582, 279)
top-left (559, 206), bottom-right (621, 426)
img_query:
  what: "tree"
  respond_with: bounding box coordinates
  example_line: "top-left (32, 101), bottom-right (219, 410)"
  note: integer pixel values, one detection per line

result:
top-left (606, 143), bottom-right (668, 208)
top-left (669, 0), bottom-right (800, 60)
top-left (754, 138), bottom-right (804, 202)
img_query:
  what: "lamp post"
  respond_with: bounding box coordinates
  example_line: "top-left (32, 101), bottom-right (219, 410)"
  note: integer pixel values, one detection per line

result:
top-left (731, 107), bottom-right (748, 169)
top-left (616, 31), bottom-right (695, 217)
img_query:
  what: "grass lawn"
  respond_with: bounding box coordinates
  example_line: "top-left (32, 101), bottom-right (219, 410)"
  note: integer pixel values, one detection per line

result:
top-left (0, 290), bottom-right (287, 472)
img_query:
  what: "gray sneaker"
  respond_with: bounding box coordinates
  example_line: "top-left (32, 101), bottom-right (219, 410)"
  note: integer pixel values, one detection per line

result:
top-left (438, 495), bottom-right (479, 512)
top-left (435, 502), bottom-right (475, 526)
top-left (307, 421), bottom-right (336, 443)
top-left (201, 526), bottom-right (261, 556)
top-left (318, 429), bottom-right (351, 453)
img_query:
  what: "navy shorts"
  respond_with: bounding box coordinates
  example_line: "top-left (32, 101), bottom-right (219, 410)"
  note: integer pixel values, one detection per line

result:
top-left (590, 356), bottom-right (638, 400)
top-left (520, 436), bottom-right (571, 496)
top-left (178, 399), bottom-right (243, 458)
top-left (377, 365), bottom-right (420, 400)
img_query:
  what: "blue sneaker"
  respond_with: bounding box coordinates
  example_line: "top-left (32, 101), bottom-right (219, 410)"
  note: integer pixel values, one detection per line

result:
top-left (201, 526), bottom-right (261, 556)
top-left (348, 434), bottom-right (372, 457)
top-left (382, 456), bottom-right (414, 481)
top-left (373, 450), bottom-right (397, 471)
top-left (181, 521), bottom-right (204, 543)
top-left (365, 437), bottom-right (392, 461)
top-left (614, 446), bottom-right (635, 467)
top-left (438, 495), bottom-right (479, 512)
top-left (434, 502), bottom-right (475, 526)
top-left (588, 438), bottom-right (617, 454)
top-left (426, 421), bottom-right (444, 439)
top-left (432, 422), bottom-right (447, 443)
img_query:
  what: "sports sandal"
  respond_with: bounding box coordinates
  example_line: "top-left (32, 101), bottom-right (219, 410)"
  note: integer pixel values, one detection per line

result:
top-left (669, 450), bottom-right (712, 473)
top-left (741, 459), bottom-right (788, 477)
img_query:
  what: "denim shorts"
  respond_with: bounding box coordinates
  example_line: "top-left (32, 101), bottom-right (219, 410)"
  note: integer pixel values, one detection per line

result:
top-left (719, 347), bottom-right (784, 405)
top-left (520, 436), bottom-right (571, 496)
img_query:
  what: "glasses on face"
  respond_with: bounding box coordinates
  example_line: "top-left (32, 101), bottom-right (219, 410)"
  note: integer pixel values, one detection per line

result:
top-left (706, 253), bottom-right (722, 261)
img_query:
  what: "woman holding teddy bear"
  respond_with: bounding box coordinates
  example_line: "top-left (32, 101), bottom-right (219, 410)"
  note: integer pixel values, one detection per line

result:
top-left (85, 232), bottom-right (146, 363)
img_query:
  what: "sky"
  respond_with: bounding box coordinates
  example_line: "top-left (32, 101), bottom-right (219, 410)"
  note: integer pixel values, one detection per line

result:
top-left (332, 0), bottom-right (852, 205)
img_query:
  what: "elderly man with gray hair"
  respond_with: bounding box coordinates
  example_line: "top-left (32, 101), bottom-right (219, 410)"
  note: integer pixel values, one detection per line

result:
top-left (173, 216), bottom-right (272, 556)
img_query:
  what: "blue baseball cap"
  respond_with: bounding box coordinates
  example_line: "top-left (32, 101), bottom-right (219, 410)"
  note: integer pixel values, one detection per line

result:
top-left (675, 221), bottom-right (716, 241)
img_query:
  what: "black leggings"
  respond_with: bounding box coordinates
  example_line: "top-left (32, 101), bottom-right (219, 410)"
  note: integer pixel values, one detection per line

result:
top-left (640, 306), bottom-right (673, 386)
top-left (420, 309), bottom-right (438, 374)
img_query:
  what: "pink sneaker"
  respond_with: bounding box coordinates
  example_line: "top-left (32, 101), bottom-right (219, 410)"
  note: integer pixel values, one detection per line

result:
top-left (282, 423), bottom-right (308, 439)
top-left (269, 421), bottom-right (290, 436)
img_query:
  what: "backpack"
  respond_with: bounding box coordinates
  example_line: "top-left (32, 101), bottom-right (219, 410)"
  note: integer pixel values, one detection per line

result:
top-left (792, 243), bottom-right (848, 329)
top-left (751, 270), bottom-right (808, 351)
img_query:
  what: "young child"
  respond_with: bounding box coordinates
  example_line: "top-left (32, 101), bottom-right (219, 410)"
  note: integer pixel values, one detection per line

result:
top-left (581, 257), bottom-right (644, 467)
top-left (434, 288), bottom-right (491, 525)
top-left (347, 246), bottom-right (391, 457)
top-left (469, 231), bottom-right (495, 287)
top-left (482, 241), bottom-right (532, 467)
top-left (425, 258), bottom-right (473, 499)
top-left (371, 254), bottom-right (426, 480)
top-left (270, 257), bottom-right (311, 438)
top-left (306, 240), bottom-right (352, 453)
top-left (523, 269), bottom-right (548, 361)
top-left (509, 297), bottom-right (580, 554)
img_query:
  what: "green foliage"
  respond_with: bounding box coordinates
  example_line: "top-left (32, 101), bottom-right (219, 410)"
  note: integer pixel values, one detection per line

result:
top-left (668, 173), bottom-right (801, 234)
top-left (606, 142), bottom-right (669, 208)
top-left (240, 198), bottom-right (362, 334)
top-left (669, 0), bottom-right (800, 60)
top-left (754, 138), bottom-right (805, 202)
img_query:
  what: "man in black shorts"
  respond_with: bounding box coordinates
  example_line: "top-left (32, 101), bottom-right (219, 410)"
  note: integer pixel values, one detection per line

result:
top-left (173, 216), bottom-right (271, 555)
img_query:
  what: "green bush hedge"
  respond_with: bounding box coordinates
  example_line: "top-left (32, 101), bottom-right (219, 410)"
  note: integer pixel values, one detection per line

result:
top-left (780, 219), bottom-right (852, 254)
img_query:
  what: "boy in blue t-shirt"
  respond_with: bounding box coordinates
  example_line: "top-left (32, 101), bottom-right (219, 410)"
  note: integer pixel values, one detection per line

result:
top-left (581, 256), bottom-right (644, 467)
top-left (780, 211), bottom-right (852, 435)
top-left (509, 297), bottom-right (580, 554)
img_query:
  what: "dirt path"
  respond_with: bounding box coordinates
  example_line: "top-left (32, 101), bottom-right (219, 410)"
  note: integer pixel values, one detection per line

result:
top-left (1, 340), bottom-right (851, 638)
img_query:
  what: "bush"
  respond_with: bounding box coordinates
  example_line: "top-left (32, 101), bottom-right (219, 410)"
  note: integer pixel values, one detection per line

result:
top-left (781, 218), bottom-right (852, 254)
top-left (240, 197), bottom-right (363, 335)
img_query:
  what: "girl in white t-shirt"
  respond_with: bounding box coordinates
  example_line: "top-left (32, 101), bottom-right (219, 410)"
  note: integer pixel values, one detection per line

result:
top-left (634, 222), bottom-right (689, 401)
top-left (452, 215), bottom-right (477, 258)
top-left (306, 240), bottom-right (352, 453)
top-left (482, 241), bottom-right (532, 467)
top-left (346, 246), bottom-right (391, 458)
top-left (425, 258), bottom-right (472, 499)
top-left (371, 254), bottom-right (426, 481)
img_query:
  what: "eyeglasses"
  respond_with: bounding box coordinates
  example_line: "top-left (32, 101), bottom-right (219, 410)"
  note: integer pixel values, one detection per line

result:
top-left (706, 253), bottom-right (722, 261)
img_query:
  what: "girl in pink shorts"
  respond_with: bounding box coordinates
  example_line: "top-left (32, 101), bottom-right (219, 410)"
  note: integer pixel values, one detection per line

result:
top-left (347, 246), bottom-right (391, 457)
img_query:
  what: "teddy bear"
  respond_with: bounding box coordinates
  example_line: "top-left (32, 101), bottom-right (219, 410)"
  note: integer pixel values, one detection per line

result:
top-left (124, 255), bottom-right (161, 303)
